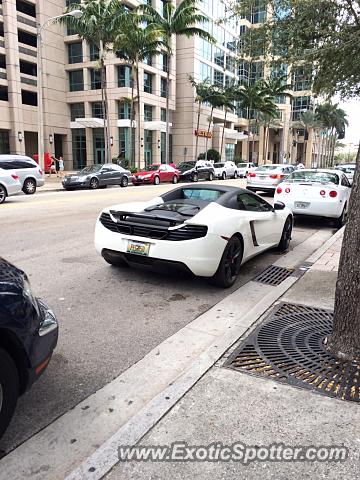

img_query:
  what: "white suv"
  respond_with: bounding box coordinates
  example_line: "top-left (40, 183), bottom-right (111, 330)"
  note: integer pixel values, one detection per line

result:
top-left (0, 155), bottom-right (44, 194)
top-left (236, 162), bottom-right (256, 178)
top-left (213, 161), bottom-right (238, 179)
top-left (0, 168), bottom-right (22, 204)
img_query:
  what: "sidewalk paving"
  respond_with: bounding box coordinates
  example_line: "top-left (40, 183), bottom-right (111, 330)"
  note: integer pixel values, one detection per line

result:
top-left (104, 228), bottom-right (360, 480)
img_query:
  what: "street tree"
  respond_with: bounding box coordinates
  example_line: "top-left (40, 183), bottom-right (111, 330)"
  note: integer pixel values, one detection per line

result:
top-left (139, 0), bottom-right (215, 164)
top-left (63, 0), bottom-right (126, 163)
top-left (231, 0), bottom-right (360, 361)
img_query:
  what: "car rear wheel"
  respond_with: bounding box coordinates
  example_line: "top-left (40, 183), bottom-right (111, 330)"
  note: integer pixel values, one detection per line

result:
top-left (120, 176), bottom-right (129, 188)
top-left (209, 172), bottom-right (214, 181)
top-left (89, 178), bottom-right (99, 189)
top-left (172, 175), bottom-right (178, 184)
top-left (154, 176), bottom-right (160, 185)
top-left (0, 185), bottom-right (7, 204)
top-left (22, 178), bottom-right (36, 195)
top-left (0, 348), bottom-right (19, 439)
top-left (277, 216), bottom-right (293, 252)
top-left (233, 171), bottom-right (238, 179)
top-left (192, 173), bottom-right (199, 182)
top-left (222, 172), bottom-right (226, 180)
top-left (210, 236), bottom-right (243, 288)
top-left (335, 205), bottom-right (347, 228)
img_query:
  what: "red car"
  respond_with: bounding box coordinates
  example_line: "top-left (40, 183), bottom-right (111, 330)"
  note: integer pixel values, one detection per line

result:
top-left (132, 164), bottom-right (180, 185)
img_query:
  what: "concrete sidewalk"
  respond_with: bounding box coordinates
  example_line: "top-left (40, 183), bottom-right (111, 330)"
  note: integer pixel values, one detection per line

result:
top-left (103, 229), bottom-right (360, 480)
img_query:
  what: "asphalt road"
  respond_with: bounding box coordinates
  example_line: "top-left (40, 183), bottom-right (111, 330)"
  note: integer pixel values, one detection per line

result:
top-left (0, 179), bottom-right (336, 454)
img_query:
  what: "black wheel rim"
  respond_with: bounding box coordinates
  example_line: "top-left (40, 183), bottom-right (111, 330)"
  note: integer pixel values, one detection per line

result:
top-left (224, 242), bottom-right (242, 282)
top-left (90, 179), bottom-right (98, 189)
top-left (122, 177), bottom-right (128, 187)
top-left (0, 187), bottom-right (5, 203)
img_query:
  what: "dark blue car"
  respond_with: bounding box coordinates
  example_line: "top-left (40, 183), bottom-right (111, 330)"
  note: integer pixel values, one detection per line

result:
top-left (0, 258), bottom-right (58, 438)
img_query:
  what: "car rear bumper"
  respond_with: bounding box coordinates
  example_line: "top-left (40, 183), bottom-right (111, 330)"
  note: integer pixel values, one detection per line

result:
top-left (95, 221), bottom-right (225, 277)
top-left (37, 178), bottom-right (45, 187)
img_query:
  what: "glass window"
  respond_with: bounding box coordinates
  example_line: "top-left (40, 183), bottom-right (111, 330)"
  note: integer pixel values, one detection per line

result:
top-left (90, 68), bottom-right (101, 90)
top-left (144, 72), bottom-right (153, 93)
top-left (161, 108), bottom-right (167, 122)
top-left (93, 128), bottom-right (105, 164)
top-left (0, 130), bottom-right (10, 154)
top-left (237, 192), bottom-right (272, 211)
top-left (119, 127), bottom-right (131, 160)
top-left (89, 42), bottom-right (100, 61)
top-left (68, 42), bottom-right (83, 64)
top-left (161, 53), bottom-right (168, 72)
top-left (292, 96), bottom-right (311, 120)
top-left (197, 38), bottom-right (212, 62)
top-left (118, 65), bottom-right (132, 88)
top-left (250, 62), bottom-right (264, 84)
top-left (72, 128), bottom-right (87, 170)
top-left (70, 102), bottom-right (85, 121)
top-left (91, 102), bottom-right (103, 118)
top-left (287, 170), bottom-right (339, 185)
top-left (143, 55), bottom-right (152, 66)
top-left (21, 89), bottom-right (37, 105)
top-left (251, 0), bottom-right (267, 24)
top-left (69, 69), bottom-right (84, 92)
top-left (214, 70), bottom-right (224, 87)
top-left (198, 61), bottom-right (212, 81)
top-left (0, 86), bottom-right (8, 101)
top-left (160, 78), bottom-right (167, 97)
top-left (292, 66), bottom-right (312, 91)
top-left (18, 29), bottom-right (36, 47)
top-left (19, 60), bottom-right (37, 76)
top-left (16, 0), bottom-right (36, 17)
top-left (238, 60), bottom-right (249, 84)
top-left (144, 129), bottom-right (153, 165)
top-left (213, 47), bottom-right (224, 68)
top-left (144, 104), bottom-right (153, 121)
top-left (225, 144), bottom-right (235, 161)
top-left (118, 101), bottom-right (131, 119)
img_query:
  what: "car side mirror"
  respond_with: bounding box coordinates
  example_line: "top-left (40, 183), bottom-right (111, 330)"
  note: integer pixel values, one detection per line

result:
top-left (274, 201), bottom-right (286, 211)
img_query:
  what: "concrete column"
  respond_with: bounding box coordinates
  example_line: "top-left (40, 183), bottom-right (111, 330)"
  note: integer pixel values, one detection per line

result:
top-left (305, 129), bottom-right (313, 168)
top-left (258, 126), bottom-right (265, 165)
top-left (85, 128), bottom-right (93, 165)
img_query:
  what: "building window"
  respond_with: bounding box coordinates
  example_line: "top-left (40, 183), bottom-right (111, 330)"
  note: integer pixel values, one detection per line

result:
top-left (89, 42), bottom-right (100, 61)
top-left (19, 59), bottom-right (37, 76)
top-left (214, 70), bottom-right (224, 87)
top-left (118, 101), bottom-right (131, 119)
top-left (92, 102), bottom-right (104, 118)
top-left (213, 47), bottom-right (224, 68)
top-left (118, 65), bottom-right (132, 88)
top-left (0, 86), bottom-right (8, 101)
top-left (0, 130), bottom-right (10, 154)
top-left (198, 61), bottom-right (212, 81)
top-left (72, 128), bottom-right (87, 170)
top-left (69, 69), bottom-right (84, 91)
top-left (0, 54), bottom-right (5, 69)
top-left (0, 23), bottom-right (4, 38)
top-left (238, 60), bottom-right (249, 83)
top-left (68, 42), bottom-right (83, 64)
top-left (250, 62), bottom-right (264, 84)
top-left (93, 128), bottom-right (105, 164)
top-left (18, 29), bottom-right (36, 48)
top-left (160, 78), bottom-right (167, 98)
top-left (144, 129), bottom-right (153, 165)
top-left (161, 53), bottom-right (168, 72)
top-left (21, 89), bottom-right (37, 106)
top-left (160, 108), bottom-right (166, 122)
top-left (119, 127), bottom-right (131, 160)
top-left (197, 38), bottom-right (212, 62)
top-left (90, 68), bottom-right (101, 90)
top-left (226, 55), bottom-right (235, 74)
top-left (251, 0), bottom-right (266, 24)
top-left (143, 55), bottom-right (152, 66)
top-left (292, 66), bottom-right (312, 91)
top-left (225, 144), bottom-right (235, 161)
top-left (292, 96), bottom-right (311, 121)
top-left (144, 72), bottom-right (153, 94)
top-left (16, 0), bottom-right (36, 18)
top-left (144, 104), bottom-right (153, 122)
top-left (70, 102), bottom-right (85, 121)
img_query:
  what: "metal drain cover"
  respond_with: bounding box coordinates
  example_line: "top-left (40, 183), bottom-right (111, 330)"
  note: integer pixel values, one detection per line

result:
top-left (253, 265), bottom-right (294, 286)
top-left (225, 302), bottom-right (360, 403)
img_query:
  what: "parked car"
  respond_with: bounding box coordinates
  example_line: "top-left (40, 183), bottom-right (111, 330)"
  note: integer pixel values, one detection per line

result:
top-left (95, 184), bottom-right (293, 288)
top-left (336, 164), bottom-right (356, 185)
top-left (177, 160), bottom-right (215, 182)
top-left (132, 164), bottom-right (180, 186)
top-left (274, 169), bottom-right (351, 227)
top-left (0, 168), bottom-right (22, 204)
top-left (63, 163), bottom-right (131, 190)
top-left (0, 155), bottom-right (44, 194)
top-left (213, 161), bottom-right (238, 180)
top-left (246, 164), bottom-right (295, 194)
top-left (0, 258), bottom-right (58, 439)
top-left (236, 162), bottom-right (256, 178)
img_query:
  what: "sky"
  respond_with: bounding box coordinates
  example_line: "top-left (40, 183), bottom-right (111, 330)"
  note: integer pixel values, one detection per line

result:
top-left (338, 99), bottom-right (360, 145)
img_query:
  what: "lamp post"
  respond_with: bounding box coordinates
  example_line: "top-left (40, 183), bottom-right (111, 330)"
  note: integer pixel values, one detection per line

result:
top-left (37, 9), bottom-right (83, 170)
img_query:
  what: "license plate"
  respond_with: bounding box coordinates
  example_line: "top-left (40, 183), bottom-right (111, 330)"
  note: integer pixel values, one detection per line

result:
top-left (127, 240), bottom-right (150, 256)
top-left (294, 201), bottom-right (310, 209)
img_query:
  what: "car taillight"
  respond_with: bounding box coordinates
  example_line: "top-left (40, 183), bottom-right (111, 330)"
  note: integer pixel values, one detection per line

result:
top-left (39, 169), bottom-right (43, 175)
top-left (276, 187), bottom-right (282, 194)
top-left (11, 174), bottom-right (19, 181)
top-left (249, 173), bottom-right (256, 177)
top-left (277, 174), bottom-right (284, 179)
top-left (320, 190), bottom-right (326, 196)
top-left (269, 174), bottom-right (277, 179)
top-left (329, 190), bottom-right (337, 198)
top-left (285, 187), bottom-right (290, 193)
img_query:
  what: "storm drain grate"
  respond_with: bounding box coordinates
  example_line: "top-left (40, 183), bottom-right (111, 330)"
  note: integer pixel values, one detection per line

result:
top-left (225, 303), bottom-right (360, 403)
top-left (253, 265), bottom-right (294, 286)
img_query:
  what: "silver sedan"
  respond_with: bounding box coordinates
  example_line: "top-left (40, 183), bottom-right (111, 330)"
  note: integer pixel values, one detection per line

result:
top-left (246, 164), bottom-right (295, 194)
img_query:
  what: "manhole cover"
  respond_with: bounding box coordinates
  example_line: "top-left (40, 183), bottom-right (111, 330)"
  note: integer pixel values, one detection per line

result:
top-left (253, 265), bottom-right (294, 286)
top-left (225, 303), bottom-right (360, 403)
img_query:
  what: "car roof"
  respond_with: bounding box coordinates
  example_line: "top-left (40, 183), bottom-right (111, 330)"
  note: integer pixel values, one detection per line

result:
top-left (0, 154), bottom-right (35, 162)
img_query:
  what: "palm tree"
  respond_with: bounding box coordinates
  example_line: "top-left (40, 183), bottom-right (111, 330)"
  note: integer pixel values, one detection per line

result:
top-left (62, 0), bottom-right (126, 163)
top-left (204, 86), bottom-right (225, 161)
top-left (298, 110), bottom-right (321, 167)
top-left (139, 0), bottom-right (215, 164)
top-left (219, 85), bottom-right (236, 160)
top-left (114, 14), bottom-right (164, 169)
top-left (188, 76), bottom-right (213, 161)
top-left (258, 113), bottom-right (282, 164)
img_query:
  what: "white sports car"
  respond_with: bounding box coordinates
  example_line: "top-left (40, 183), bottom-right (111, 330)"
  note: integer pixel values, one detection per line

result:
top-left (95, 185), bottom-right (293, 287)
top-left (274, 169), bottom-right (351, 228)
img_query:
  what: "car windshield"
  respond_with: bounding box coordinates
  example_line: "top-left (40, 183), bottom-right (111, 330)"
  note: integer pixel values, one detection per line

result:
top-left (255, 165), bottom-right (280, 171)
top-left (80, 165), bottom-right (102, 173)
top-left (146, 202), bottom-right (200, 216)
top-left (214, 163), bottom-right (225, 168)
top-left (143, 165), bottom-right (159, 172)
top-left (337, 166), bottom-right (355, 174)
top-left (183, 188), bottom-right (223, 201)
top-left (287, 171), bottom-right (339, 185)
top-left (237, 163), bottom-right (247, 168)
top-left (177, 162), bottom-right (196, 171)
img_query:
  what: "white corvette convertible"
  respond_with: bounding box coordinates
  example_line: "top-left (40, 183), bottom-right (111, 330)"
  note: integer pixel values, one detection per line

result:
top-left (95, 185), bottom-right (293, 287)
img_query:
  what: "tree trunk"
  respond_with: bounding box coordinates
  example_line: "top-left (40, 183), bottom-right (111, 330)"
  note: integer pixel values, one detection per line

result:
top-left (165, 51), bottom-right (170, 164)
top-left (220, 109), bottom-right (228, 160)
top-left (204, 106), bottom-right (214, 162)
top-left (194, 101), bottom-right (201, 161)
top-left (136, 62), bottom-right (141, 171)
top-left (326, 144), bottom-right (360, 361)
